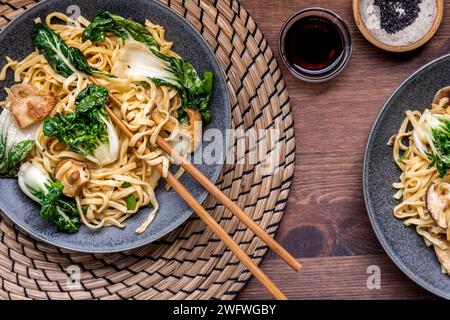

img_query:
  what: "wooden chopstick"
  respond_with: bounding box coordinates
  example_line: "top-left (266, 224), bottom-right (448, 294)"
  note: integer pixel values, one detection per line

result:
top-left (156, 136), bottom-right (301, 271)
top-left (89, 77), bottom-right (288, 300)
top-left (90, 77), bottom-right (300, 271)
top-left (163, 170), bottom-right (287, 300)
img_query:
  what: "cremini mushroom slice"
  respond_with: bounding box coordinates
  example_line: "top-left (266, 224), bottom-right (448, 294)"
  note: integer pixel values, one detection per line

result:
top-left (426, 183), bottom-right (450, 229)
top-left (435, 246), bottom-right (450, 275)
top-left (9, 84), bottom-right (56, 129)
top-left (55, 159), bottom-right (90, 197)
top-left (433, 86), bottom-right (450, 107)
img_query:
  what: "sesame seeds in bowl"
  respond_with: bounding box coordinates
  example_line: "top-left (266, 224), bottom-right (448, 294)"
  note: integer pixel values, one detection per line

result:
top-left (353, 0), bottom-right (443, 52)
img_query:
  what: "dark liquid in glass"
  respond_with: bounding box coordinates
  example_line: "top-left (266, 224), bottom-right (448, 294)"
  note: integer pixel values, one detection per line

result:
top-left (284, 16), bottom-right (344, 72)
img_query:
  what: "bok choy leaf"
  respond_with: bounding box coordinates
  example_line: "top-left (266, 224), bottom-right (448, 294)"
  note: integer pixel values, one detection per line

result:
top-left (83, 12), bottom-right (214, 123)
top-left (18, 162), bottom-right (80, 233)
top-left (82, 11), bottom-right (159, 52)
top-left (32, 22), bottom-right (113, 78)
top-left (43, 84), bottom-right (119, 165)
top-left (0, 109), bottom-right (36, 177)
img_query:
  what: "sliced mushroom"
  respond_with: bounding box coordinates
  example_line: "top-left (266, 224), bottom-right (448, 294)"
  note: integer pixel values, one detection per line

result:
top-left (9, 84), bottom-right (56, 129)
top-left (55, 159), bottom-right (90, 197)
top-left (426, 183), bottom-right (450, 229)
top-left (433, 86), bottom-right (450, 105)
top-left (435, 246), bottom-right (450, 274)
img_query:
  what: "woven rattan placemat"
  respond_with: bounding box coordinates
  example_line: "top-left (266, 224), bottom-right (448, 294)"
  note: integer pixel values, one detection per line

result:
top-left (0, 0), bottom-right (295, 300)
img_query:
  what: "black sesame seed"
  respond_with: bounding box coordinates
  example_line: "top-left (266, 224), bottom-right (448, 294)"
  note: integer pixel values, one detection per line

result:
top-left (374, 0), bottom-right (422, 34)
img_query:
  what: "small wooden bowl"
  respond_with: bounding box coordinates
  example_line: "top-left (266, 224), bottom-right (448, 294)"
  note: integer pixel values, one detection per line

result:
top-left (353, 0), bottom-right (443, 53)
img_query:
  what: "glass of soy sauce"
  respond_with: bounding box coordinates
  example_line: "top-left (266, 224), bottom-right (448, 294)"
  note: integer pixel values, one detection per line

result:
top-left (278, 8), bottom-right (352, 82)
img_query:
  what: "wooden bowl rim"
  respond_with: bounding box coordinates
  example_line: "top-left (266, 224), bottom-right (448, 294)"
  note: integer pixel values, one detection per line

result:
top-left (352, 0), bottom-right (444, 53)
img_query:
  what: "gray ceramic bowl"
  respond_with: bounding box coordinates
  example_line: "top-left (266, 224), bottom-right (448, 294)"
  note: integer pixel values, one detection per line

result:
top-left (364, 54), bottom-right (450, 299)
top-left (0, 0), bottom-right (230, 253)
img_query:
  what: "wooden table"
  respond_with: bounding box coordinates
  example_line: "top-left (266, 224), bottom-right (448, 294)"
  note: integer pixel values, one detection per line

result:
top-left (238, 0), bottom-right (448, 300)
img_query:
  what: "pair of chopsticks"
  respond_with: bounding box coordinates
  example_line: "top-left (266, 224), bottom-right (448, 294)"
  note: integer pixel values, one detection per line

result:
top-left (89, 77), bottom-right (300, 300)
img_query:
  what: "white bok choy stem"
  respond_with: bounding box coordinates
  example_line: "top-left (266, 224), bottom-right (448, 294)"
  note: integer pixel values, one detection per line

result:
top-left (18, 162), bottom-right (81, 234)
top-left (0, 108), bottom-right (38, 177)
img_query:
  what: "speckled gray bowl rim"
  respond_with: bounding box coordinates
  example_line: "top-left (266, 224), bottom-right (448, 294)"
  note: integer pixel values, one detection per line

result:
top-left (363, 54), bottom-right (450, 299)
top-left (0, 0), bottom-right (231, 253)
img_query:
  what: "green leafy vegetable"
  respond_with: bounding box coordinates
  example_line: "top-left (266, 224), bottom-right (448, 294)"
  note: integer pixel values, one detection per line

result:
top-left (0, 109), bottom-right (37, 177)
top-left (121, 182), bottom-right (131, 188)
top-left (32, 22), bottom-right (112, 78)
top-left (125, 195), bottom-right (137, 210)
top-left (18, 163), bottom-right (80, 233)
top-left (82, 12), bottom-right (159, 51)
top-left (413, 111), bottom-right (450, 177)
top-left (429, 121), bottom-right (450, 177)
top-left (136, 81), bottom-right (151, 88)
top-left (43, 84), bottom-right (119, 165)
top-left (0, 140), bottom-right (35, 177)
top-left (83, 11), bottom-right (214, 123)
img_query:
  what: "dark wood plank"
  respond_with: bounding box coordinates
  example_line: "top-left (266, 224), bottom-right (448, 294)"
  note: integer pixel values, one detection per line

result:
top-left (239, 255), bottom-right (436, 300)
top-left (238, 0), bottom-right (450, 299)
